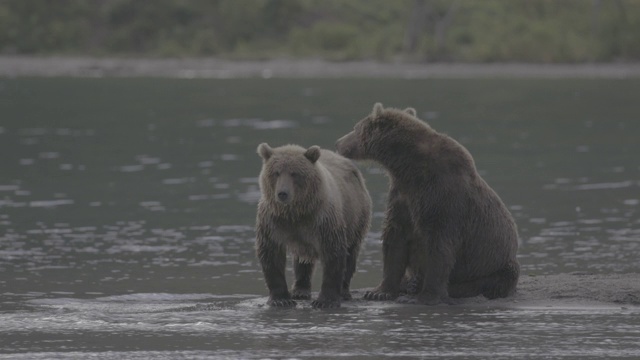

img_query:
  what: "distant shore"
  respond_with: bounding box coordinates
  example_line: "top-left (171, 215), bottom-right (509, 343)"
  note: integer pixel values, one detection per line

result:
top-left (2, 56), bottom-right (640, 79)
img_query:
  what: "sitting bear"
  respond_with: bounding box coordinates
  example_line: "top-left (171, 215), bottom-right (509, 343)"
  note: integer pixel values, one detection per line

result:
top-left (335, 103), bottom-right (520, 305)
top-left (255, 143), bottom-right (372, 308)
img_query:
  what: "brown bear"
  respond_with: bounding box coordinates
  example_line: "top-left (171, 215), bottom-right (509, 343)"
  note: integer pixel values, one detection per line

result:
top-left (255, 143), bottom-right (372, 308)
top-left (335, 103), bottom-right (520, 305)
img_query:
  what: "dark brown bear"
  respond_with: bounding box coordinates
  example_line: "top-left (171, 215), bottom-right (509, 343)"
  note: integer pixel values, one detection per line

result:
top-left (335, 103), bottom-right (520, 305)
top-left (255, 143), bottom-right (372, 308)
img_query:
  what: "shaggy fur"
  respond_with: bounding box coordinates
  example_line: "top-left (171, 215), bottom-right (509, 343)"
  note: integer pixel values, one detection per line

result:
top-left (335, 103), bottom-right (520, 305)
top-left (255, 143), bottom-right (372, 308)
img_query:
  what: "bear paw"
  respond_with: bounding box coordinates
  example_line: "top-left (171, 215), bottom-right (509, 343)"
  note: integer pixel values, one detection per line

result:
top-left (397, 294), bottom-right (448, 306)
top-left (396, 295), bottom-right (420, 305)
top-left (267, 297), bottom-right (297, 307)
top-left (341, 290), bottom-right (353, 301)
top-left (291, 288), bottom-right (311, 300)
top-left (363, 290), bottom-right (397, 301)
top-left (403, 276), bottom-right (422, 295)
top-left (311, 298), bottom-right (341, 309)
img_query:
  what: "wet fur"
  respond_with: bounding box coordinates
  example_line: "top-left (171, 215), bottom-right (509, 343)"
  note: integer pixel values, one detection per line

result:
top-left (335, 103), bottom-right (520, 305)
top-left (256, 144), bottom-right (372, 308)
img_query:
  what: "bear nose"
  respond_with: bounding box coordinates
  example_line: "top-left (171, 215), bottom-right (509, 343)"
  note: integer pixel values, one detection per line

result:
top-left (277, 191), bottom-right (289, 202)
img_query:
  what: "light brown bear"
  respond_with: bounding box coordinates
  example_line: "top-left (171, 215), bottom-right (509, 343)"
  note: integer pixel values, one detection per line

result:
top-left (255, 143), bottom-right (372, 308)
top-left (335, 103), bottom-right (520, 305)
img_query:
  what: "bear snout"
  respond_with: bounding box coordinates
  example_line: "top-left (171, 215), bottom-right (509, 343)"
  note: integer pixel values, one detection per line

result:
top-left (275, 176), bottom-right (294, 204)
top-left (335, 131), bottom-right (360, 159)
top-left (277, 190), bottom-right (289, 202)
top-left (335, 135), bottom-right (349, 156)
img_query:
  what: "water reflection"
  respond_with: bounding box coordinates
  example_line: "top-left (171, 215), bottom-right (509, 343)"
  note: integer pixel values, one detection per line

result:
top-left (0, 293), bottom-right (637, 357)
top-left (1, 78), bottom-right (639, 278)
top-left (0, 78), bottom-right (639, 356)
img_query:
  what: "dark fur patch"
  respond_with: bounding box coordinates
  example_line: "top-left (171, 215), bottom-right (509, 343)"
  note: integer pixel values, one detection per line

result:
top-left (338, 103), bottom-right (520, 305)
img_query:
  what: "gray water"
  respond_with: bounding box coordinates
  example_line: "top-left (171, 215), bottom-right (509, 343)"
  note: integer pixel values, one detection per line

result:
top-left (1, 78), bottom-right (639, 358)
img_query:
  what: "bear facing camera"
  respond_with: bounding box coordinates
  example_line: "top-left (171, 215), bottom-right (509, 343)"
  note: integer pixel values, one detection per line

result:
top-left (336, 103), bottom-right (520, 305)
top-left (255, 143), bottom-right (372, 308)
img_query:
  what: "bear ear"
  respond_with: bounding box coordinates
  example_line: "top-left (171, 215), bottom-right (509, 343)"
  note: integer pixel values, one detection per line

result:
top-left (404, 107), bottom-right (417, 116)
top-left (372, 102), bottom-right (384, 117)
top-left (257, 143), bottom-right (273, 161)
top-left (304, 145), bottom-right (321, 164)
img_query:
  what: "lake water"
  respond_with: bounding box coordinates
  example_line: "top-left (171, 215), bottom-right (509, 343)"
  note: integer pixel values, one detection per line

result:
top-left (0, 78), bottom-right (639, 358)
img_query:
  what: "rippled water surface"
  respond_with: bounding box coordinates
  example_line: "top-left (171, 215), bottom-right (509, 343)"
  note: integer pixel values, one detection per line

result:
top-left (1, 78), bottom-right (639, 358)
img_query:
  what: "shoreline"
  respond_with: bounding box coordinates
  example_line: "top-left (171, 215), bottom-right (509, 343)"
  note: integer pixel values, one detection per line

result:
top-left (2, 56), bottom-right (640, 79)
top-left (244, 273), bottom-right (640, 309)
top-left (348, 273), bottom-right (640, 308)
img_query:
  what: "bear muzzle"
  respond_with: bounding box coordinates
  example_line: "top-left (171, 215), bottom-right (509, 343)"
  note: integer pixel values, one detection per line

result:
top-left (275, 176), bottom-right (294, 204)
top-left (277, 190), bottom-right (290, 203)
top-left (335, 131), bottom-right (361, 159)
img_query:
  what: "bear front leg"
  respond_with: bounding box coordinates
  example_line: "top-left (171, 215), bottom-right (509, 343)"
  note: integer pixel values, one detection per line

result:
top-left (364, 199), bottom-right (411, 301)
top-left (312, 253), bottom-right (346, 309)
top-left (256, 231), bottom-right (295, 307)
top-left (364, 236), bottom-right (408, 301)
top-left (399, 271), bottom-right (422, 295)
top-left (398, 233), bottom-right (455, 305)
top-left (291, 256), bottom-right (314, 300)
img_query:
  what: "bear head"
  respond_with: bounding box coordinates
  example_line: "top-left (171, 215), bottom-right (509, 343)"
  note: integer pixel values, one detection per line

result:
top-left (257, 143), bottom-right (322, 209)
top-left (335, 102), bottom-right (426, 162)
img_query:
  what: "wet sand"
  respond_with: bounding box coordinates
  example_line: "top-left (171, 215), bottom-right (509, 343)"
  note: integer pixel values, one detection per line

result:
top-left (244, 273), bottom-right (640, 309)
top-left (2, 56), bottom-right (640, 78)
top-left (347, 273), bottom-right (640, 308)
top-left (511, 273), bottom-right (640, 306)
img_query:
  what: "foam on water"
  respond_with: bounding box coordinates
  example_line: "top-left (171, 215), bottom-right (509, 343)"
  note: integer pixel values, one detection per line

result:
top-left (0, 290), bottom-right (638, 357)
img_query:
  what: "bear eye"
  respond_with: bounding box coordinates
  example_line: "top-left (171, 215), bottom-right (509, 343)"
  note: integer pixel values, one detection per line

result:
top-left (273, 171), bottom-right (280, 177)
top-left (290, 172), bottom-right (298, 178)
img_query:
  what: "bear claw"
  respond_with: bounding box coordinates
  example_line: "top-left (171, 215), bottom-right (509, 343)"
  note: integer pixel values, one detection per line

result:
top-left (311, 299), bottom-right (341, 309)
top-left (363, 291), bottom-right (397, 301)
top-left (291, 289), bottom-right (311, 300)
top-left (396, 295), bottom-right (420, 304)
top-left (397, 294), bottom-right (451, 306)
top-left (267, 298), bottom-right (297, 307)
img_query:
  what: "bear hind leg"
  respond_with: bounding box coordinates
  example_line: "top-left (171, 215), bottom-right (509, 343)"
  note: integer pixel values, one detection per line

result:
top-left (481, 259), bottom-right (520, 299)
top-left (447, 279), bottom-right (484, 299)
top-left (341, 244), bottom-right (361, 301)
top-left (448, 260), bottom-right (520, 300)
top-left (399, 272), bottom-right (422, 295)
